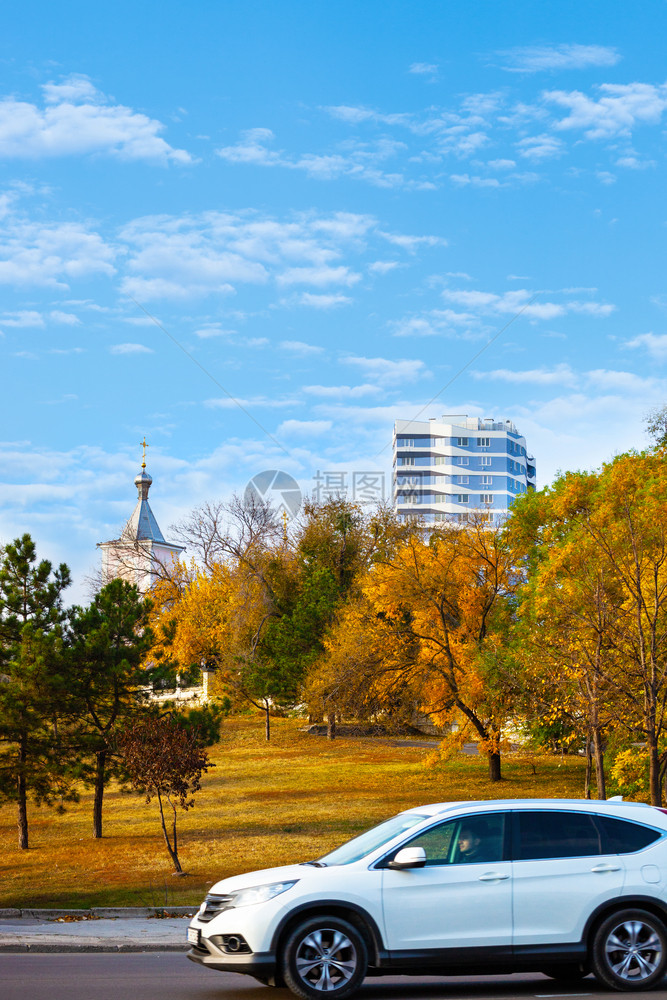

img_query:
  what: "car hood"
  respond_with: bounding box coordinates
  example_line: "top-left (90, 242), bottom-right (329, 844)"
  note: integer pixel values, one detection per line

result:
top-left (208, 862), bottom-right (323, 895)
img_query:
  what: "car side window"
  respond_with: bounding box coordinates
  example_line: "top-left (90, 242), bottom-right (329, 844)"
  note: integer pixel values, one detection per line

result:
top-left (595, 815), bottom-right (662, 854)
top-left (516, 810), bottom-right (602, 860)
top-left (402, 814), bottom-right (506, 866)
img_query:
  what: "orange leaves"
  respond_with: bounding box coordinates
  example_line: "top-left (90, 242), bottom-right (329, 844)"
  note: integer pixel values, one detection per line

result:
top-left (356, 518), bottom-right (518, 765)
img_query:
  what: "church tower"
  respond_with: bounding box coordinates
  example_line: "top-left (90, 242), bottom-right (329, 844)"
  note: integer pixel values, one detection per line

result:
top-left (98, 440), bottom-right (185, 593)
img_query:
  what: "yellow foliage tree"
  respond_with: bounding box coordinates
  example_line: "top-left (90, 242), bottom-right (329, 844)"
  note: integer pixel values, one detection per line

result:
top-left (510, 451), bottom-right (667, 805)
top-left (354, 514), bottom-right (519, 780)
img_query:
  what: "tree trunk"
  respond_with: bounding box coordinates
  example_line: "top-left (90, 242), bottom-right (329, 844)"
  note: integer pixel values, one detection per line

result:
top-left (584, 740), bottom-right (592, 799)
top-left (17, 731), bottom-right (28, 850)
top-left (264, 702), bottom-right (270, 742)
top-left (592, 726), bottom-right (606, 800)
top-left (487, 748), bottom-right (501, 781)
top-left (648, 735), bottom-right (662, 806)
top-left (327, 711), bottom-right (336, 740)
top-left (156, 788), bottom-right (182, 873)
top-left (93, 748), bottom-right (106, 838)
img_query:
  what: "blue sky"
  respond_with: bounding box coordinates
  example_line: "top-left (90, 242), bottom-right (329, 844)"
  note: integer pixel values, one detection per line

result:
top-left (2, 0), bottom-right (667, 598)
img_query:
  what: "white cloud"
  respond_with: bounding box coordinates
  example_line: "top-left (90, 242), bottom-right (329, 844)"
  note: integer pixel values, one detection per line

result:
top-left (303, 383), bottom-right (382, 398)
top-left (472, 363), bottom-right (577, 386)
top-left (499, 44), bottom-right (621, 74)
top-left (450, 173), bottom-right (501, 188)
top-left (616, 154), bottom-right (655, 170)
top-left (441, 286), bottom-right (614, 320)
top-left (216, 127), bottom-right (282, 166)
top-left (0, 220), bottom-right (116, 287)
top-left (392, 309), bottom-right (483, 338)
top-left (109, 342), bottom-right (153, 355)
top-left (49, 310), bottom-right (81, 325)
top-left (117, 210), bottom-right (394, 301)
top-left (0, 75), bottom-right (192, 163)
top-left (625, 332), bottom-right (667, 361)
top-left (379, 230), bottom-right (447, 251)
top-left (596, 170), bottom-right (616, 184)
top-left (193, 324), bottom-right (236, 338)
top-left (586, 369), bottom-right (661, 392)
top-left (280, 340), bottom-right (325, 355)
top-left (217, 125), bottom-right (422, 188)
top-left (517, 134), bottom-right (565, 159)
top-left (409, 63), bottom-right (439, 78)
top-left (368, 260), bottom-right (401, 274)
top-left (0, 310), bottom-right (45, 327)
top-left (342, 355), bottom-right (427, 385)
top-left (204, 395), bottom-right (296, 409)
top-left (276, 265), bottom-right (361, 287)
top-left (294, 292), bottom-right (352, 308)
top-left (545, 82), bottom-right (667, 139)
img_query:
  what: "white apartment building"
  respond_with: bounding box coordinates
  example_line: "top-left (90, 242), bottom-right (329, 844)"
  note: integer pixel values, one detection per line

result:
top-left (393, 414), bottom-right (536, 524)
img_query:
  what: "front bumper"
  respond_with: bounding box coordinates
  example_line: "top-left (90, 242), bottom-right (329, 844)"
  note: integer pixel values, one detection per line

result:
top-left (187, 945), bottom-right (276, 977)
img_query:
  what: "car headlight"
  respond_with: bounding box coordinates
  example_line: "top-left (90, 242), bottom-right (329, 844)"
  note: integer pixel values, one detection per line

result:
top-left (229, 880), bottom-right (297, 908)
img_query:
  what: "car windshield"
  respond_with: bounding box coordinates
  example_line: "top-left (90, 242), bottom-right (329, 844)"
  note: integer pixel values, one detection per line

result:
top-left (316, 812), bottom-right (430, 866)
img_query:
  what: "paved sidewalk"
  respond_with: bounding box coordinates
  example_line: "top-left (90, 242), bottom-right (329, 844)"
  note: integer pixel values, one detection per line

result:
top-left (0, 908), bottom-right (195, 952)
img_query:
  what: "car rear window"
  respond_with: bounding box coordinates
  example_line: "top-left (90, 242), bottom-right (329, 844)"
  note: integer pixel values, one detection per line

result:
top-left (515, 810), bottom-right (662, 860)
top-left (595, 815), bottom-right (662, 854)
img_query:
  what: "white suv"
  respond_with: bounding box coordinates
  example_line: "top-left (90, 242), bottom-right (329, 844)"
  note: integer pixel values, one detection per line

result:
top-left (187, 798), bottom-right (667, 998)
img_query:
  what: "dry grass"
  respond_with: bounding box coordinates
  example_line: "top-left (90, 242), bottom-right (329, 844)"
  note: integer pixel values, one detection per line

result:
top-left (0, 716), bottom-right (590, 909)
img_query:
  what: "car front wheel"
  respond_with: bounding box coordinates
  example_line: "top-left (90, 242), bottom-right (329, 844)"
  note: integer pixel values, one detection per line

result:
top-left (282, 916), bottom-right (368, 1000)
top-left (592, 909), bottom-right (667, 990)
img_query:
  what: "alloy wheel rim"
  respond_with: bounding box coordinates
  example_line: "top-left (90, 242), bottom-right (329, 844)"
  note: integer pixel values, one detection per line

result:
top-left (605, 919), bottom-right (663, 981)
top-left (295, 928), bottom-right (358, 992)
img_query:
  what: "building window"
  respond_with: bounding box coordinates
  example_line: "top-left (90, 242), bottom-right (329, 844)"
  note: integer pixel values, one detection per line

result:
top-left (481, 476), bottom-right (492, 486)
top-left (457, 457), bottom-right (469, 466)
top-left (477, 437), bottom-right (490, 448)
top-left (458, 512), bottom-right (469, 523)
top-left (457, 494), bottom-right (469, 503)
top-left (456, 475), bottom-right (469, 484)
top-left (434, 456), bottom-right (446, 465)
top-left (481, 494), bottom-right (493, 504)
top-left (479, 457), bottom-right (491, 467)
top-left (456, 437), bottom-right (469, 446)
top-left (400, 438), bottom-right (415, 447)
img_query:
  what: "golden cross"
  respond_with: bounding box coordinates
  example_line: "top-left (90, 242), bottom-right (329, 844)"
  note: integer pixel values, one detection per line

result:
top-left (140, 437), bottom-right (148, 469)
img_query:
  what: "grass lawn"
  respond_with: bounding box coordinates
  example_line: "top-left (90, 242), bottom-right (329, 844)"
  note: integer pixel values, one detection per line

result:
top-left (0, 716), bottom-right (594, 909)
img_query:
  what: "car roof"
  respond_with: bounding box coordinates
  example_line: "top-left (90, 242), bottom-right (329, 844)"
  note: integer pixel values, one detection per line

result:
top-left (400, 798), bottom-right (656, 818)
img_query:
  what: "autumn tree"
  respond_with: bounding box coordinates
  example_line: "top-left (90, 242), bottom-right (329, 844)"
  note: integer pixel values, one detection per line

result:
top-left (116, 715), bottom-right (213, 873)
top-left (151, 496), bottom-right (407, 738)
top-left (509, 485), bottom-right (626, 798)
top-left (305, 592), bottom-right (419, 737)
top-left (65, 579), bottom-right (153, 837)
top-left (511, 453), bottom-right (667, 805)
top-left (351, 514), bottom-right (519, 780)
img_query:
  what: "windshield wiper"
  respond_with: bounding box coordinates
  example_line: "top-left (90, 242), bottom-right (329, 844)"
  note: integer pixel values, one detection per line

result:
top-left (300, 860), bottom-right (327, 867)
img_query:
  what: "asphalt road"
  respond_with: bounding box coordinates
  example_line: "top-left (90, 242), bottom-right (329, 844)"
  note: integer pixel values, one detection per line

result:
top-left (2, 954), bottom-right (667, 1000)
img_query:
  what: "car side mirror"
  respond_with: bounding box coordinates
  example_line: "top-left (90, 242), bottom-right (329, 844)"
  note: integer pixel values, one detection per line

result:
top-left (388, 846), bottom-right (427, 870)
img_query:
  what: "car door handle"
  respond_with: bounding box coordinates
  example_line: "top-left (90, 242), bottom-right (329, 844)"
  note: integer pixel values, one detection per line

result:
top-left (590, 864), bottom-right (622, 873)
top-left (478, 872), bottom-right (510, 881)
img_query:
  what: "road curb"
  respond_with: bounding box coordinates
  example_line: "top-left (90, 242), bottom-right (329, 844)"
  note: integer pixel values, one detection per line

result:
top-left (0, 942), bottom-right (190, 953)
top-left (0, 907), bottom-right (195, 920)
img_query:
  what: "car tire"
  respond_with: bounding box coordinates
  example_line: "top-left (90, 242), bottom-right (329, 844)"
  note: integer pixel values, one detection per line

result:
top-left (282, 916), bottom-right (368, 1000)
top-left (591, 909), bottom-right (667, 991)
